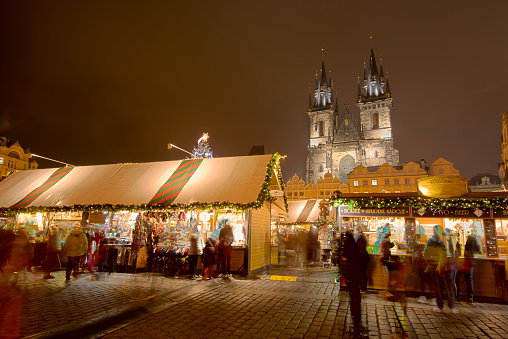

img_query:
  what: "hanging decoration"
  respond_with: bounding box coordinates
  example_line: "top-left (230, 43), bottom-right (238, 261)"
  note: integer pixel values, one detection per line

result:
top-left (330, 191), bottom-right (508, 211)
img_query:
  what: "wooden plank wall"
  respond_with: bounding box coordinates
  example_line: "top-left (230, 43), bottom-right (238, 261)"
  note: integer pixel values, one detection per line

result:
top-left (249, 202), bottom-right (271, 272)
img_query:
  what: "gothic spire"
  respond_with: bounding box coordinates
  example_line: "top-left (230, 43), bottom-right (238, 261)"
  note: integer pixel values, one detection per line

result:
top-left (312, 50), bottom-right (333, 108)
top-left (359, 47), bottom-right (390, 101)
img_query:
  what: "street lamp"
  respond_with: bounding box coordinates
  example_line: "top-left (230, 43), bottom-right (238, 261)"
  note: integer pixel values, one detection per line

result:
top-left (167, 143), bottom-right (193, 156)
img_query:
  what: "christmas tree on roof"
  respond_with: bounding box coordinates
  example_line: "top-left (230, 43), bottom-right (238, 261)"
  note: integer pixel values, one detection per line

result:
top-left (192, 133), bottom-right (213, 159)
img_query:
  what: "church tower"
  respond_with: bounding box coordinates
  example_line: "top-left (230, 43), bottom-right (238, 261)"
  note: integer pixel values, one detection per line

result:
top-left (357, 48), bottom-right (399, 167)
top-left (306, 53), bottom-right (337, 183)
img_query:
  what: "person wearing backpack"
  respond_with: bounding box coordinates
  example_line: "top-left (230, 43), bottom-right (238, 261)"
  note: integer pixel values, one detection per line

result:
top-left (64, 222), bottom-right (88, 281)
top-left (343, 228), bottom-right (370, 337)
top-left (423, 225), bottom-right (456, 313)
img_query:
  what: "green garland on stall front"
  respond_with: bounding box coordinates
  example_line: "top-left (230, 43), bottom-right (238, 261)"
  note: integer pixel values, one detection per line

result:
top-left (329, 192), bottom-right (508, 211)
top-left (0, 153), bottom-right (288, 216)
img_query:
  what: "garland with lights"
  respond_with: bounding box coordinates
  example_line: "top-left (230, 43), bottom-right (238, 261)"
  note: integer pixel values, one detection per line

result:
top-left (330, 191), bottom-right (508, 211)
top-left (0, 153), bottom-right (288, 216)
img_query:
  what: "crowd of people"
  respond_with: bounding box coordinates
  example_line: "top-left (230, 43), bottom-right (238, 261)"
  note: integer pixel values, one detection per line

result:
top-left (337, 223), bottom-right (484, 338)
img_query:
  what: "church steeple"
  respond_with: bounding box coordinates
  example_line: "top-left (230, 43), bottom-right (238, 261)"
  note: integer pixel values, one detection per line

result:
top-left (358, 48), bottom-right (391, 102)
top-left (312, 50), bottom-right (334, 109)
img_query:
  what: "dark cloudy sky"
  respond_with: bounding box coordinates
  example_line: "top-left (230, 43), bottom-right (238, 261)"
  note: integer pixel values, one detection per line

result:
top-left (1, 1), bottom-right (507, 182)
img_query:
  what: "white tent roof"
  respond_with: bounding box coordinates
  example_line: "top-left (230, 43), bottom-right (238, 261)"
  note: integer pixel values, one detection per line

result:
top-left (0, 154), bottom-right (279, 210)
top-left (284, 199), bottom-right (323, 223)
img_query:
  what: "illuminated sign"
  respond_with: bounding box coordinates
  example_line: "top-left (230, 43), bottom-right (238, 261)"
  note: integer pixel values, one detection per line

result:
top-left (417, 176), bottom-right (469, 198)
top-left (339, 206), bottom-right (410, 217)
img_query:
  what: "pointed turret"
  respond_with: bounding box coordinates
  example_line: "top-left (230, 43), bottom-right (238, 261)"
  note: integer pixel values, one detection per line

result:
top-left (312, 52), bottom-right (334, 109)
top-left (359, 48), bottom-right (390, 101)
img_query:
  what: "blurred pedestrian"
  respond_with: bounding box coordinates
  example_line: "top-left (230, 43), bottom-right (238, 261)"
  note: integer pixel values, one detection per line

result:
top-left (457, 231), bottom-right (481, 304)
top-left (202, 237), bottom-right (216, 280)
top-left (424, 225), bottom-right (456, 313)
top-left (218, 220), bottom-right (234, 277)
top-left (353, 225), bottom-right (369, 291)
top-left (295, 230), bottom-right (307, 269)
top-left (412, 243), bottom-right (431, 303)
top-left (9, 228), bottom-right (31, 284)
top-left (64, 222), bottom-right (88, 281)
top-left (188, 235), bottom-right (200, 278)
top-left (379, 224), bottom-right (394, 293)
top-left (43, 225), bottom-right (62, 279)
top-left (0, 229), bottom-right (15, 276)
top-left (343, 228), bottom-right (369, 337)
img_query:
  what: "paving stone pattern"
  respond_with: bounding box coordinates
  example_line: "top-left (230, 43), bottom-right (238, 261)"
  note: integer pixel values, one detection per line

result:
top-left (101, 276), bottom-right (508, 339)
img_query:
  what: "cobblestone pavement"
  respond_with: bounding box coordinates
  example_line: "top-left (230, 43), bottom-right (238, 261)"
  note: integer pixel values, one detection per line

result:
top-left (99, 265), bottom-right (508, 339)
top-left (2, 264), bottom-right (508, 339)
top-left (0, 268), bottom-right (203, 339)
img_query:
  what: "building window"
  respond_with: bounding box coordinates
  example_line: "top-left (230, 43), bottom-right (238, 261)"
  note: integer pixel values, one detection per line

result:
top-left (354, 180), bottom-right (359, 187)
top-left (372, 113), bottom-right (379, 129)
top-left (363, 180), bottom-right (368, 186)
top-left (300, 192), bottom-right (304, 196)
top-left (358, 169), bottom-right (363, 174)
top-left (318, 164), bottom-right (324, 172)
top-left (405, 178), bottom-right (410, 185)
top-left (0, 157), bottom-right (3, 165)
top-left (288, 192), bottom-right (292, 197)
top-left (374, 151), bottom-right (378, 158)
top-left (385, 179), bottom-right (390, 185)
top-left (319, 120), bottom-right (325, 137)
top-left (372, 179), bottom-right (378, 186)
top-left (320, 191), bottom-right (324, 196)
top-left (394, 179), bottom-right (399, 185)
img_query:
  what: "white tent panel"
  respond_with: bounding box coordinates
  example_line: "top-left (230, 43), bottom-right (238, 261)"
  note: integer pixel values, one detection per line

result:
top-left (83, 161), bottom-right (180, 205)
top-left (28, 164), bottom-right (124, 207)
top-left (0, 154), bottom-right (275, 208)
top-left (0, 168), bottom-right (56, 207)
top-left (284, 199), bottom-right (322, 223)
top-left (174, 155), bottom-right (270, 204)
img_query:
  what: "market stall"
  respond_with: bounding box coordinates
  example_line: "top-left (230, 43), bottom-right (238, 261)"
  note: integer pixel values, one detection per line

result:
top-left (331, 180), bottom-right (508, 300)
top-left (275, 199), bottom-right (335, 266)
top-left (0, 153), bottom-right (287, 276)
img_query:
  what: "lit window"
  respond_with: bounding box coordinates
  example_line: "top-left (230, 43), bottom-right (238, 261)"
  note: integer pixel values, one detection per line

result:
top-left (354, 180), bottom-right (359, 187)
top-left (385, 179), bottom-right (390, 185)
top-left (0, 157), bottom-right (3, 165)
top-left (372, 180), bottom-right (378, 186)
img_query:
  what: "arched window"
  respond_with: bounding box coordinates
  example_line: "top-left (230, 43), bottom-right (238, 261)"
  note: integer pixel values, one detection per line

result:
top-left (318, 164), bottom-right (324, 172)
top-left (318, 120), bottom-right (325, 136)
top-left (8, 151), bottom-right (20, 159)
top-left (372, 113), bottom-right (379, 129)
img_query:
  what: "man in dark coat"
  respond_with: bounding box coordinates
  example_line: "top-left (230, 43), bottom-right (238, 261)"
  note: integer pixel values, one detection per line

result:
top-left (218, 220), bottom-right (234, 277)
top-left (343, 227), bottom-right (370, 337)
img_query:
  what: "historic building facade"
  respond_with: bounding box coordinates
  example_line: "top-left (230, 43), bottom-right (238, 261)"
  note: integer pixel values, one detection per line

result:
top-left (288, 157), bottom-right (460, 196)
top-left (499, 112), bottom-right (508, 190)
top-left (306, 48), bottom-right (399, 184)
top-left (0, 137), bottom-right (38, 178)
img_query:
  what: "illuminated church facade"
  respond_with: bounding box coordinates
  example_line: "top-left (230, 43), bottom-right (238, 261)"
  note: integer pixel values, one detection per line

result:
top-left (306, 48), bottom-right (400, 184)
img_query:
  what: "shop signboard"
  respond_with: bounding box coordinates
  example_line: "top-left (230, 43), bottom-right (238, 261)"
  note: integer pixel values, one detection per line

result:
top-left (417, 176), bottom-right (469, 198)
top-left (484, 219), bottom-right (499, 258)
top-left (405, 218), bottom-right (416, 253)
top-left (493, 209), bottom-right (508, 219)
top-left (412, 207), bottom-right (491, 219)
top-left (340, 217), bottom-right (349, 232)
top-left (339, 205), bottom-right (410, 218)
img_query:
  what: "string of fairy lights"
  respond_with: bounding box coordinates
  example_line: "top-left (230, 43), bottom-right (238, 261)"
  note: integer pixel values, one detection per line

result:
top-left (0, 153), bottom-right (288, 216)
top-left (330, 192), bottom-right (508, 211)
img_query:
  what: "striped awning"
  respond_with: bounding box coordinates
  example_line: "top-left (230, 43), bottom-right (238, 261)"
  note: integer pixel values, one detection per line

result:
top-left (0, 154), bottom-right (284, 212)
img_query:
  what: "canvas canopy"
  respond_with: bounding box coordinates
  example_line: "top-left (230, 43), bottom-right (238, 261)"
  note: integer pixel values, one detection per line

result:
top-left (283, 199), bottom-right (323, 224)
top-left (0, 154), bottom-right (286, 213)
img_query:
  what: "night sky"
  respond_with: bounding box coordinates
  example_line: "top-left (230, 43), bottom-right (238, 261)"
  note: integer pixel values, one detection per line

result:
top-left (1, 1), bottom-right (507, 182)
